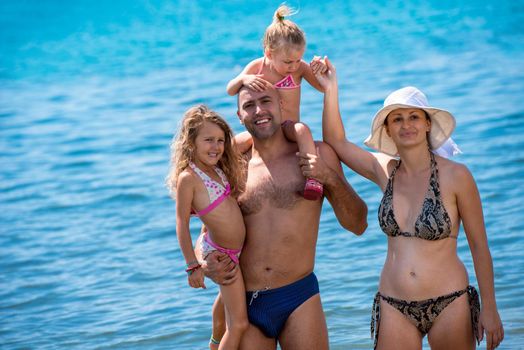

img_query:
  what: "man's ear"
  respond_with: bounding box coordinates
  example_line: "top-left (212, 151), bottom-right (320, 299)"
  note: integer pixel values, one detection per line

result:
top-left (237, 110), bottom-right (244, 124)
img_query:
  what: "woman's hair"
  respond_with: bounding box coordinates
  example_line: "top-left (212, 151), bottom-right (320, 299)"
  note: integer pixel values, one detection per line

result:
top-left (166, 105), bottom-right (245, 198)
top-left (263, 4), bottom-right (305, 54)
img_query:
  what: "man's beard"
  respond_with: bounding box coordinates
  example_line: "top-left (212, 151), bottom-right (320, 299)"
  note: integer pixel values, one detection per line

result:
top-left (245, 112), bottom-right (279, 140)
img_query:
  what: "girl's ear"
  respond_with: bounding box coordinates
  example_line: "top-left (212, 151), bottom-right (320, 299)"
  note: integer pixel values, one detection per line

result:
top-left (265, 48), bottom-right (272, 59)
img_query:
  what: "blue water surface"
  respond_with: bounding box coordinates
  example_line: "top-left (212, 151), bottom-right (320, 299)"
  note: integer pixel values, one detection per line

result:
top-left (1, 1), bottom-right (523, 349)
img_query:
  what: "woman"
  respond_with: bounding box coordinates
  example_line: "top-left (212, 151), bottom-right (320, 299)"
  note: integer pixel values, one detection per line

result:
top-left (313, 58), bottom-right (503, 350)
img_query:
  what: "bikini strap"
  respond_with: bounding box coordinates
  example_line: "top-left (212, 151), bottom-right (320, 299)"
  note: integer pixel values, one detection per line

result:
top-left (214, 166), bottom-right (230, 188)
top-left (385, 159), bottom-right (401, 192)
top-left (204, 232), bottom-right (240, 264)
top-left (189, 162), bottom-right (228, 188)
top-left (257, 57), bottom-right (265, 75)
top-left (189, 162), bottom-right (208, 181)
top-left (467, 285), bottom-right (481, 346)
top-left (391, 159), bottom-right (402, 178)
top-left (371, 292), bottom-right (381, 350)
top-left (429, 152), bottom-right (456, 239)
top-left (196, 184), bottom-right (231, 217)
top-left (429, 152), bottom-right (439, 190)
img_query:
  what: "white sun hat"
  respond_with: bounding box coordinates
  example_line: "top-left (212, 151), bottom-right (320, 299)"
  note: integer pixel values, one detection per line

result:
top-left (364, 86), bottom-right (457, 157)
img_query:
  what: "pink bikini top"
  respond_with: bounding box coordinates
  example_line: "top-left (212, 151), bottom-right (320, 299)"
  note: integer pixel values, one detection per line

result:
top-left (189, 162), bottom-right (231, 217)
top-left (258, 58), bottom-right (300, 89)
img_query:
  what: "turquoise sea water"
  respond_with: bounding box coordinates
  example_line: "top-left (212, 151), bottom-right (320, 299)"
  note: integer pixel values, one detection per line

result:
top-left (1, 1), bottom-right (523, 349)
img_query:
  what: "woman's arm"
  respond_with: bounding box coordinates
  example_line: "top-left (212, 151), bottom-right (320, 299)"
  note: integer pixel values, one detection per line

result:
top-left (302, 59), bottom-right (326, 92)
top-left (316, 58), bottom-right (390, 188)
top-left (299, 142), bottom-right (368, 234)
top-left (456, 164), bottom-right (504, 350)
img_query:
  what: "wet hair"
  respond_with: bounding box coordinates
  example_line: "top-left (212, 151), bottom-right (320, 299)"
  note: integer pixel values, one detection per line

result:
top-left (166, 105), bottom-right (245, 198)
top-left (263, 4), bottom-right (306, 54)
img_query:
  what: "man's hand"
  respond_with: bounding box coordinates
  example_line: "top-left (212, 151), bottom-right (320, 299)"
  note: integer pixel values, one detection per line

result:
top-left (296, 147), bottom-right (333, 184)
top-left (201, 251), bottom-right (239, 286)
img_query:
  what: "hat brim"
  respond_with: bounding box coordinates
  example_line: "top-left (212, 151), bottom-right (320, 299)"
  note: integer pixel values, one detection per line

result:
top-left (364, 103), bottom-right (456, 156)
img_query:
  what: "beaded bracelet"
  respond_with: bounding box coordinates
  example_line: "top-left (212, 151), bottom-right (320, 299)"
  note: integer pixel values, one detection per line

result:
top-left (186, 260), bottom-right (199, 268)
top-left (185, 264), bottom-right (201, 276)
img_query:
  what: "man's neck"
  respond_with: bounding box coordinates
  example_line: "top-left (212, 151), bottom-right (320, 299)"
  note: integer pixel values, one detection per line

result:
top-left (251, 129), bottom-right (292, 161)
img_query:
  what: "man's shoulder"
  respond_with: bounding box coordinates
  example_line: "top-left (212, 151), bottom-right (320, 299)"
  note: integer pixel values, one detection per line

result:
top-left (314, 141), bottom-right (339, 165)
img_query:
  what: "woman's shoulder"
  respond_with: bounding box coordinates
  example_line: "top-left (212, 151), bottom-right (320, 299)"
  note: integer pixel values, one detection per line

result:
top-left (435, 155), bottom-right (475, 189)
top-left (435, 155), bottom-right (470, 175)
top-left (380, 154), bottom-right (399, 176)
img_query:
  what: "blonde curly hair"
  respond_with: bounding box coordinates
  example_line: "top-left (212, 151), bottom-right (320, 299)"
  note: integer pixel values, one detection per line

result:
top-left (166, 105), bottom-right (245, 199)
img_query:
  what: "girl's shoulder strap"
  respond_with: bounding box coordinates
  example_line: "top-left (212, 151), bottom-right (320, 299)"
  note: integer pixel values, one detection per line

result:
top-left (256, 57), bottom-right (266, 75)
top-left (214, 166), bottom-right (229, 187)
top-left (190, 162), bottom-right (228, 188)
top-left (189, 162), bottom-right (210, 182)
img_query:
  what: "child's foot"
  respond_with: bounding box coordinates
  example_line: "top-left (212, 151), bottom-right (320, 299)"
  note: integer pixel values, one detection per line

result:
top-left (304, 178), bottom-right (323, 200)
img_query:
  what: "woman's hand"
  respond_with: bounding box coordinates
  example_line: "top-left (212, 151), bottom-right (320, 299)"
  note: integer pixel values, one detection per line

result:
top-left (479, 307), bottom-right (504, 350)
top-left (312, 56), bottom-right (337, 91)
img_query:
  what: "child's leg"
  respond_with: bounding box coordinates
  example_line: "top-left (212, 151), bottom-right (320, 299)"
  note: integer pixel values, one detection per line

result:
top-left (217, 267), bottom-right (248, 350)
top-left (281, 121), bottom-right (324, 200)
top-left (209, 293), bottom-right (225, 350)
top-left (233, 131), bottom-right (253, 154)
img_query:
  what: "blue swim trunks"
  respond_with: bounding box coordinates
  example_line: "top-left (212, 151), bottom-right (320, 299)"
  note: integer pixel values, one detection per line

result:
top-left (246, 272), bottom-right (320, 338)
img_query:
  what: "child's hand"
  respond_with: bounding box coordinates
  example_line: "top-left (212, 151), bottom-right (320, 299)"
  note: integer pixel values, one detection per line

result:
top-left (243, 74), bottom-right (270, 92)
top-left (312, 57), bottom-right (337, 91)
top-left (310, 56), bottom-right (328, 75)
top-left (188, 267), bottom-right (206, 289)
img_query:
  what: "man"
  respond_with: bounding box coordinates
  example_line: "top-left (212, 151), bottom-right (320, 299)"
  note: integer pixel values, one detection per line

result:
top-left (202, 85), bottom-right (368, 349)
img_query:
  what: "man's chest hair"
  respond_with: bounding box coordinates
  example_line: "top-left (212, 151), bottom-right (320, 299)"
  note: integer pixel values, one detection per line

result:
top-left (238, 167), bottom-right (304, 216)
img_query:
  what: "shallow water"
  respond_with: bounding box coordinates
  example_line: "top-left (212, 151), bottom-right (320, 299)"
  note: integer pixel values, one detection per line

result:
top-left (1, 1), bottom-right (523, 349)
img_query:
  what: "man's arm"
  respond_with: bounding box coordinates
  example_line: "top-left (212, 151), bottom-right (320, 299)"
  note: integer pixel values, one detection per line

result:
top-left (297, 142), bottom-right (368, 234)
top-left (195, 232), bottom-right (239, 286)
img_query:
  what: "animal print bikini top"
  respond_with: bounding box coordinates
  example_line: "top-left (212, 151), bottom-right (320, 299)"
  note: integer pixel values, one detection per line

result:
top-left (378, 152), bottom-right (455, 240)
